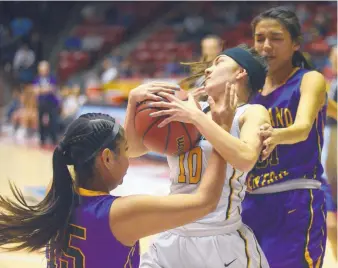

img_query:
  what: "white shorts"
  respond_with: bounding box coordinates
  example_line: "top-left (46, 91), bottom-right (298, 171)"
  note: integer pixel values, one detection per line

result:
top-left (140, 224), bottom-right (269, 268)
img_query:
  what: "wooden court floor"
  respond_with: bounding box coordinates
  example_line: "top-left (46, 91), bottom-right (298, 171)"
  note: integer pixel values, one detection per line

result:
top-left (0, 141), bottom-right (336, 267)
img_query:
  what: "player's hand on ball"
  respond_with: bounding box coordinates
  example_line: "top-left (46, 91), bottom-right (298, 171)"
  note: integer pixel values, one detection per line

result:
top-left (191, 86), bottom-right (207, 102)
top-left (259, 123), bottom-right (278, 160)
top-left (208, 82), bottom-right (238, 130)
top-left (129, 82), bottom-right (180, 104)
top-left (148, 92), bottom-right (201, 127)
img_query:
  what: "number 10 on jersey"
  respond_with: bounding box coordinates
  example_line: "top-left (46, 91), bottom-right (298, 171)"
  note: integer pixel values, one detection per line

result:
top-left (178, 147), bottom-right (203, 184)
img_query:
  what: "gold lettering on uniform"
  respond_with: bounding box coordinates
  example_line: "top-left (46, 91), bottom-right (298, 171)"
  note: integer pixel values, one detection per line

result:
top-left (284, 108), bottom-right (293, 127)
top-left (261, 173), bottom-right (269, 187)
top-left (278, 172), bottom-right (284, 179)
top-left (253, 176), bottom-right (260, 189)
top-left (276, 107), bottom-right (284, 127)
top-left (177, 136), bottom-right (185, 155)
top-left (268, 108), bottom-right (275, 127)
top-left (267, 171), bottom-right (276, 184)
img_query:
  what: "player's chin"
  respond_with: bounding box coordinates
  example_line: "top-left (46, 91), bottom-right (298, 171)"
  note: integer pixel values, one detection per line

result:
top-left (204, 83), bottom-right (219, 98)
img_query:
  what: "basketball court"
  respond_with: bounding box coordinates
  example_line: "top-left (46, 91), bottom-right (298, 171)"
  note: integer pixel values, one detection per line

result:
top-left (0, 138), bottom-right (336, 267)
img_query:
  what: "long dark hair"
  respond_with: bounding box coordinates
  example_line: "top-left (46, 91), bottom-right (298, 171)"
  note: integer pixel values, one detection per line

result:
top-left (0, 113), bottom-right (123, 253)
top-left (251, 6), bottom-right (314, 70)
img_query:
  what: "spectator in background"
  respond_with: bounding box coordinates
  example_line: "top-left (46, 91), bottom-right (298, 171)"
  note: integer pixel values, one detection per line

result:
top-left (322, 45), bottom-right (337, 261)
top-left (200, 34), bottom-right (223, 62)
top-left (178, 7), bottom-right (207, 42)
top-left (0, 25), bottom-right (11, 45)
top-left (10, 17), bottom-right (33, 38)
top-left (119, 59), bottom-right (133, 78)
top-left (164, 55), bottom-right (182, 77)
top-left (13, 43), bottom-right (36, 84)
top-left (6, 87), bottom-right (22, 123)
top-left (29, 32), bottom-right (43, 64)
top-left (314, 12), bottom-right (330, 37)
top-left (101, 58), bottom-right (118, 84)
top-left (295, 4), bottom-right (310, 24)
top-left (193, 35), bottom-right (223, 89)
top-left (82, 34), bottom-right (104, 52)
top-left (33, 61), bottom-right (59, 146)
top-left (12, 86), bottom-right (37, 141)
top-left (59, 85), bottom-right (86, 133)
top-left (109, 48), bottom-right (123, 67)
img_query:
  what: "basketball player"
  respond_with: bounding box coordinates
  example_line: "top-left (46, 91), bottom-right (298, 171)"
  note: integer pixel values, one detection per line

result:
top-left (125, 45), bottom-right (271, 267)
top-left (194, 35), bottom-right (223, 96)
top-left (0, 112), bottom-right (231, 267)
top-left (321, 45), bottom-right (337, 261)
top-left (239, 7), bottom-right (328, 268)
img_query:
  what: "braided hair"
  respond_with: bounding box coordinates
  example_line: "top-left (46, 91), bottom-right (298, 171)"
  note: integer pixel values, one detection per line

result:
top-left (0, 113), bottom-right (124, 253)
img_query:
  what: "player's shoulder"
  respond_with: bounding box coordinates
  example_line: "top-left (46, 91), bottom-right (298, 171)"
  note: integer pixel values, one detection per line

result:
top-left (241, 104), bottom-right (268, 118)
top-left (301, 70), bottom-right (325, 85)
top-left (81, 194), bottom-right (117, 216)
top-left (300, 70), bottom-right (326, 93)
top-left (238, 104), bottom-right (269, 125)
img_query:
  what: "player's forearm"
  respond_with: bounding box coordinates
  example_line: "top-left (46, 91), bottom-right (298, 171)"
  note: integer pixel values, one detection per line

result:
top-left (274, 123), bottom-right (311, 145)
top-left (196, 149), bottom-right (226, 210)
top-left (192, 111), bottom-right (256, 172)
top-left (327, 99), bottom-right (337, 120)
top-left (124, 97), bottom-right (148, 157)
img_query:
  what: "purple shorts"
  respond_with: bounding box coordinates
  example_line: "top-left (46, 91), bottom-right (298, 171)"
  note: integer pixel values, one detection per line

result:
top-left (242, 189), bottom-right (327, 268)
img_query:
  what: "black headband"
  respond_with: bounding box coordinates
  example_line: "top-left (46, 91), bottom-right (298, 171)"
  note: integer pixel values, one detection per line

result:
top-left (222, 47), bottom-right (267, 92)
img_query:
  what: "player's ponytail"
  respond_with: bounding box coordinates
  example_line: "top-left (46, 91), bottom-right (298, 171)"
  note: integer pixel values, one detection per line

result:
top-left (0, 113), bottom-right (123, 253)
top-left (0, 144), bottom-right (76, 253)
top-left (292, 50), bottom-right (313, 70)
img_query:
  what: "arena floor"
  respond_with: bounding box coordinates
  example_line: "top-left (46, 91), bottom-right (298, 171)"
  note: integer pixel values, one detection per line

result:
top-left (0, 139), bottom-right (336, 268)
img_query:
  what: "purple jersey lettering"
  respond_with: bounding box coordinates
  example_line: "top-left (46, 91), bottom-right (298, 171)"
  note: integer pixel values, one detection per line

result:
top-left (247, 68), bottom-right (327, 190)
top-left (47, 189), bottom-right (140, 268)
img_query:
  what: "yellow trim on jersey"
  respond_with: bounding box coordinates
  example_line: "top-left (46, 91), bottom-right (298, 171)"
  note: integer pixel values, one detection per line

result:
top-left (316, 203), bottom-right (326, 268)
top-left (257, 67), bottom-right (300, 94)
top-left (316, 241), bottom-right (324, 268)
top-left (247, 227), bottom-right (262, 268)
top-left (238, 230), bottom-right (251, 268)
top-left (235, 172), bottom-right (245, 216)
top-left (124, 245), bottom-right (136, 268)
top-left (304, 189), bottom-right (314, 267)
top-left (226, 169), bottom-right (237, 220)
top-left (77, 187), bottom-right (109, 197)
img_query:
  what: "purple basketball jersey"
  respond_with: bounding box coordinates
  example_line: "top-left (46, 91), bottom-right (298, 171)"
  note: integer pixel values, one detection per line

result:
top-left (47, 188), bottom-right (140, 268)
top-left (247, 68), bottom-right (327, 191)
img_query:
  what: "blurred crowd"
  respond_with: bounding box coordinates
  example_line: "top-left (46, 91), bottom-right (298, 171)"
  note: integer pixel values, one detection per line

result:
top-left (0, 1), bottom-right (336, 147)
top-left (5, 61), bottom-right (86, 147)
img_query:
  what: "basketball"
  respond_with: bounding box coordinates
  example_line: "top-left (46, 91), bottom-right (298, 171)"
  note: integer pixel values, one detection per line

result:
top-left (134, 91), bottom-right (201, 156)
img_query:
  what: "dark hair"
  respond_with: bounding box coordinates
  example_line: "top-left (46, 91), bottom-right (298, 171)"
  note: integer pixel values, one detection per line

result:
top-left (251, 6), bottom-right (313, 70)
top-left (233, 44), bottom-right (268, 94)
top-left (179, 43), bottom-right (267, 94)
top-left (0, 113), bottom-right (123, 253)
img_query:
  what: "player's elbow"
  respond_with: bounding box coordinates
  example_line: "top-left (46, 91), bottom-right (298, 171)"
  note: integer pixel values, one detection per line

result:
top-left (198, 194), bottom-right (219, 213)
top-left (297, 123), bottom-right (312, 142)
top-left (237, 157), bottom-right (256, 172)
top-left (234, 149), bottom-right (257, 172)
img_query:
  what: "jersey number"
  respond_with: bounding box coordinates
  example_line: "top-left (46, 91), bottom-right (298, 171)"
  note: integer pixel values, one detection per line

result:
top-left (256, 147), bottom-right (279, 169)
top-left (49, 224), bottom-right (86, 268)
top-left (178, 147), bottom-right (203, 184)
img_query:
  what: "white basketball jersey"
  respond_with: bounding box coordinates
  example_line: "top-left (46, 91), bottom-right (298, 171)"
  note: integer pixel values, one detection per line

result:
top-left (167, 103), bottom-right (250, 231)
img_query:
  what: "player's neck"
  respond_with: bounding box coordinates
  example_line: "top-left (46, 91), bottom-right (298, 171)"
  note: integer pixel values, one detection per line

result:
top-left (80, 178), bottom-right (110, 194)
top-left (265, 62), bottom-right (294, 89)
top-left (215, 93), bottom-right (247, 108)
